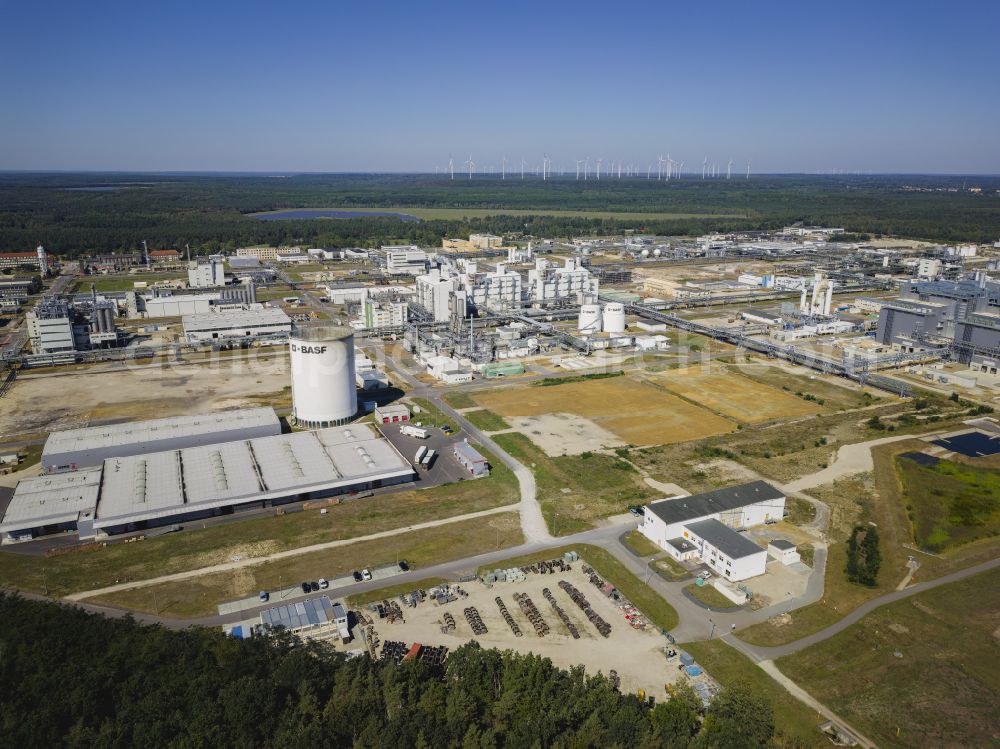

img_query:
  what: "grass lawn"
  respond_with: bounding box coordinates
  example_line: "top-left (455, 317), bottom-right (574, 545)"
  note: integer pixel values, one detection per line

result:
top-left (461, 408), bottom-right (510, 432)
top-left (682, 641), bottom-right (827, 748)
top-left (652, 556), bottom-right (692, 582)
top-left (622, 530), bottom-right (662, 557)
top-left (896, 454), bottom-right (1000, 551)
top-left (740, 441), bottom-right (1000, 647)
top-left (476, 543), bottom-right (678, 632)
top-left (684, 582), bottom-right (741, 609)
top-left (492, 432), bottom-right (656, 535)
top-left (442, 391), bottom-right (477, 409)
top-left (777, 567), bottom-right (1000, 748)
top-left (410, 397), bottom-right (460, 432)
top-left (74, 273), bottom-right (186, 292)
top-left (0, 458), bottom-right (518, 597)
top-left (633, 397), bottom-right (971, 490)
top-left (89, 513), bottom-right (524, 618)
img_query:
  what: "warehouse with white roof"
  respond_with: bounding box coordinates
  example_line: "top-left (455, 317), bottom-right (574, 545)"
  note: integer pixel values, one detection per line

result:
top-left (41, 407), bottom-right (281, 473)
top-left (182, 307), bottom-right (291, 343)
top-left (1, 423), bottom-right (414, 542)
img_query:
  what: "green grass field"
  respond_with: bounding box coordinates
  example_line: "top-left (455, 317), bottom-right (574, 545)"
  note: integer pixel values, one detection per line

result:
top-left (777, 567), bottom-right (1000, 748)
top-left (442, 391), bottom-right (477, 409)
top-left (461, 408), bottom-right (510, 432)
top-left (622, 530), bottom-right (662, 557)
top-left (682, 641), bottom-right (828, 748)
top-left (896, 455), bottom-right (1000, 551)
top-left (476, 544), bottom-right (678, 632)
top-left (89, 513), bottom-right (524, 618)
top-left (684, 582), bottom-right (741, 609)
top-left (492, 432), bottom-right (655, 534)
top-left (72, 273), bottom-right (186, 292)
top-left (249, 206), bottom-right (745, 221)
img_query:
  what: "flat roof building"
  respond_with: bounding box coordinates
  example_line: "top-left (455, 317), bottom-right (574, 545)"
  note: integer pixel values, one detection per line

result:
top-left (41, 408), bottom-right (281, 474)
top-left (2, 424), bottom-right (414, 543)
top-left (182, 307), bottom-right (291, 343)
top-left (639, 481), bottom-right (785, 582)
top-left (453, 442), bottom-right (490, 477)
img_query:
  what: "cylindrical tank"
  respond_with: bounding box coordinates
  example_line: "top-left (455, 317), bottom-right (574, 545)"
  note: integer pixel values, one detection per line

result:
top-left (602, 302), bottom-right (626, 334)
top-left (289, 325), bottom-right (357, 428)
top-left (640, 249), bottom-right (650, 258)
top-left (578, 304), bottom-right (602, 335)
top-left (653, 248), bottom-right (662, 257)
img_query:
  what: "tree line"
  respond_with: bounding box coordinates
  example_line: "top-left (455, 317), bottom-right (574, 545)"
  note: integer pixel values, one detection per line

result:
top-left (0, 593), bottom-right (789, 748)
top-left (1, 173), bottom-right (998, 256)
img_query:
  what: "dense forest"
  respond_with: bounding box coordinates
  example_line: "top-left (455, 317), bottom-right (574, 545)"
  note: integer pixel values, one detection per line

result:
top-left (0, 594), bottom-right (786, 748)
top-left (0, 172), bottom-right (998, 255)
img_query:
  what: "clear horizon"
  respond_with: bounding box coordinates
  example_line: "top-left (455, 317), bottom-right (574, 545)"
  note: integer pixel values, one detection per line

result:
top-left (2, 1), bottom-right (999, 173)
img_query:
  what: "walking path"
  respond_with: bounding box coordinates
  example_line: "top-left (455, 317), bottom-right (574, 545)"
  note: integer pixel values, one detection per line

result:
top-left (782, 433), bottom-right (920, 493)
top-left (755, 659), bottom-right (877, 749)
top-left (65, 503), bottom-right (520, 602)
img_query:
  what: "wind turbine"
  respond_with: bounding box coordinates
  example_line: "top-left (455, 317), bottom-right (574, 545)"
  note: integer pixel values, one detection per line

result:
top-left (746, 160), bottom-right (751, 179)
top-left (702, 157), bottom-right (708, 179)
top-left (465, 155), bottom-right (474, 179)
top-left (647, 163), bottom-right (652, 179)
top-left (448, 154), bottom-right (454, 180)
top-left (656, 154), bottom-right (664, 180)
top-left (584, 157), bottom-right (589, 180)
top-left (727, 159), bottom-right (733, 180)
top-left (617, 160), bottom-right (622, 179)
top-left (502, 156), bottom-right (506, 180)
top-left (520, 158), bottom-right (526, 180)
top-left (595, 158), bottom-right (602, 180)
top-left (678, 161), bottom-right (684, 178)
top-left (575, 160), bottom-right (582, 180)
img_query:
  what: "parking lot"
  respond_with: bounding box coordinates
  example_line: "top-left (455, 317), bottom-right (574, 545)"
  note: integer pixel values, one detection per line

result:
top-left (377, 420), bottom-right (479, 488)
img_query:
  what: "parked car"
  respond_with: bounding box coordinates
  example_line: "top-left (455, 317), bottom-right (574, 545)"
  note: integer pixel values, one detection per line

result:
top-left (352, 570), bottom-right (363, 582)
top-left (700, 570), bottom-right (712, 580)
top-left (361, 568), bottom-right (372, 581)
top-left (258, 591), bottom-right (269, 602)
top-left (318, 578), bottom-right (329, 589)
top-left (628, 507), bottom-right (642, 517)
top-left (309, 581), bottom-right (320, 592)
top-left (300, 582), bottom-right (311, 594)
top-left (398, 560), bottom-right (409, 572)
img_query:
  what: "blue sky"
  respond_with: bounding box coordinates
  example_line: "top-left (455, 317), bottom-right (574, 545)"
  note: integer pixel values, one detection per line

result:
top-left (1, 0), bottom-right (998, 173)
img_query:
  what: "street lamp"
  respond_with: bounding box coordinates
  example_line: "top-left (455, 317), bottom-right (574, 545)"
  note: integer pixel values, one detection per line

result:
top-left (708, 618), bottom-right (716, 639)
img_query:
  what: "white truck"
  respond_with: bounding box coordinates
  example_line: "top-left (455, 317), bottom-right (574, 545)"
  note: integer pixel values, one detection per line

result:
top-left (414, 445), bottom-right (428, 465)
top-left (400, 425), bottom-right (429, 439)
top-left (421, 449), bottom-right (436, 468)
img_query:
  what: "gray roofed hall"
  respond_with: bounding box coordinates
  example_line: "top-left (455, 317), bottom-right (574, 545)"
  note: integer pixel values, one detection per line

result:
top-left (684, 518), bottom-right (764, 559)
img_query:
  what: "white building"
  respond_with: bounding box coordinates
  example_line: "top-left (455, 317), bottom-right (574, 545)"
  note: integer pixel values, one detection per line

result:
top-left (466, 263), bottom-right (522, 311)
top-left (384, 246), bottom-right (428, 275)
top-left (917, 258), bottom-right (942, 279)
top-left (362, 298), bottom-right (408, 328)
top-left (26, 302), bottom-right (82, 353)
top-left (767, 539), bottom-right (801, 565)
top-left (415, 268), bottom-right (456, 322)
top-left (526, 257), bottom-right (598, 301)
top-left (639, 481), bottom-right (785, 581)
top-left (187, 255), bottom-right (226, 288)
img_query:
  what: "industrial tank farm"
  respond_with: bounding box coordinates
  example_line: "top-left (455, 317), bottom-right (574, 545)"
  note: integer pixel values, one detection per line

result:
top-left (289, 325), bottom-right (358, 428)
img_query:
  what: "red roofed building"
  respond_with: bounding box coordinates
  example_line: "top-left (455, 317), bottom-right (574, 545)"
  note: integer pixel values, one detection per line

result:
top-left (0, 252), bottom-right (41, 270)
top-left (149, 249), bottom-right (181, 262)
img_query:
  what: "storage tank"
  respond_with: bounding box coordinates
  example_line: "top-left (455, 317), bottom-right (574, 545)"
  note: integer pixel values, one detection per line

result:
top-left (289, 325), bottom-right (357, 428)
top-left (602, 302), bottom-right (626, 334)
top-left (653, 248), bottom-right (662, 257)
top-left (577, 304), bottom-right (602, 335)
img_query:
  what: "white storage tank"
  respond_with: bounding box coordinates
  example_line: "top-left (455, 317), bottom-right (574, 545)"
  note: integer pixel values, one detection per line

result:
top-left (578, 304), bottom-right (602, 335)
top-left (602, 302), bottom-right (626, 334)
top-left (289, 325), bottom-right (358, 428)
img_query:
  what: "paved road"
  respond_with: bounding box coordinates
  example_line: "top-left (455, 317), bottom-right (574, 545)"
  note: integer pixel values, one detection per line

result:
top-left (66, 502), bottom-right (522, 603)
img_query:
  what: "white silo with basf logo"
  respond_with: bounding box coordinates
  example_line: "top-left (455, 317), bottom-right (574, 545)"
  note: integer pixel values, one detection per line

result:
top-left (289, 325), bottom-right (357, 427)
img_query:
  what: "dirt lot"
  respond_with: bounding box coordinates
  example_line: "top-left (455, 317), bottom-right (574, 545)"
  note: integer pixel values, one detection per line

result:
top-left (651, 366), bottom-right (822, 424)
top-left (506, 413), bottom-right (625, 456)
top-left (474, 376), bottom-right (734, 447)
top-left (1, 356), bottom-right (291, 436)
top-left (356, 565), bottom-right (689, 700)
